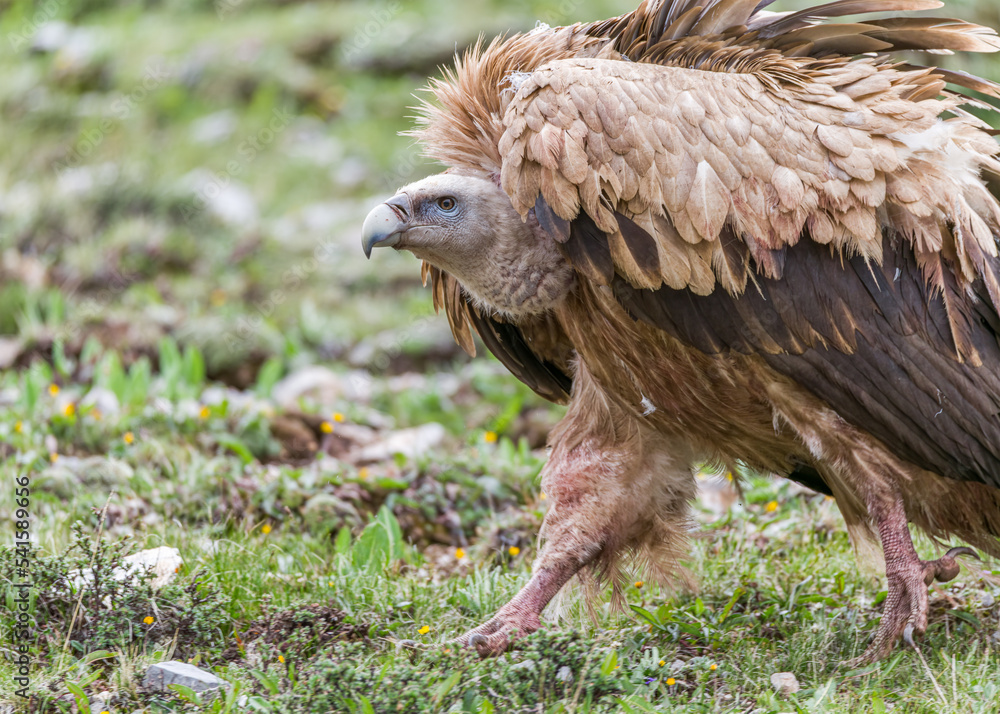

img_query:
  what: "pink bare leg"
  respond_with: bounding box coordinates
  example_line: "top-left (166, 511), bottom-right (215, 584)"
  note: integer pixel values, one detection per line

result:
top-left (453, 366), bottom-right (696, 656)
top-left (847, 489), bottom-right (979, 666)
top-left (452, 550), bottom-right (594, 656)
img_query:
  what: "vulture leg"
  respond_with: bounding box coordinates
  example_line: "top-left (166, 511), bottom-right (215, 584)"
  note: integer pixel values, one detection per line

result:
top-left (848, 488), bottom-right (980, 666)
top-left (455, 368), bottom-right (695, 657)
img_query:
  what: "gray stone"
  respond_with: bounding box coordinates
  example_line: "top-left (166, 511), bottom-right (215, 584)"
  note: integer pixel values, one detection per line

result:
top-left (556, 665), bottom-right (573, 682)
top-left (144, 661), bottom-right (229, 694)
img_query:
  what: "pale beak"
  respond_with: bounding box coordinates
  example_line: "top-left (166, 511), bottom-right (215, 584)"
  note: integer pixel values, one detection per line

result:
top-left (362, 193), bottom-right (412, 258)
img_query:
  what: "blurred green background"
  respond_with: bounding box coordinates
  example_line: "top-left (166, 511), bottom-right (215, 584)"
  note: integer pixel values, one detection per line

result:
top-left (0, 0), bottom-right (996, 382)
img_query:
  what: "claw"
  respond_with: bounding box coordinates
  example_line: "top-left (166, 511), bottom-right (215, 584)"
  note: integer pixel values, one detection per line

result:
top-left (944, 546), bottom-right (980, 562)
top-left (468, 633), bottom-right (487, 649)
top-left (902, 623), bottom-right (916, 649)
top-left (397, 639), bottom-right (418, 650)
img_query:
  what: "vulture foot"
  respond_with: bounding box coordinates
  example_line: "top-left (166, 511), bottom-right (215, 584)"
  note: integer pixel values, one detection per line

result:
top-left (453, 562), bottom-right (580, 658)
top-left (848, 485), bottom-right (980, 667)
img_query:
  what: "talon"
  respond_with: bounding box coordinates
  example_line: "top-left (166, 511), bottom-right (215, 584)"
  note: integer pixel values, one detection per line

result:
top-left (468, 633), bottom-right (487, 649)
top-left (397, 639), bottom-right (418, 649)
top-left (944, 546), bottom-right (980, 562)
top-left (902, 623), bottom-right (916, 649)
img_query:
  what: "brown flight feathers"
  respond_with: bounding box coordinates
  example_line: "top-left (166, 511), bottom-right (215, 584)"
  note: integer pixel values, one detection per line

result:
top-left (411, 0), bottom-right (1000, 369)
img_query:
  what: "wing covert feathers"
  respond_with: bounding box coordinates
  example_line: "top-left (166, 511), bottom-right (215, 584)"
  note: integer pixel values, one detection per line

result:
top-left (412, 0), bottom-right (1000, 403)
top-left (413, 1), bottom-right (1000, 342)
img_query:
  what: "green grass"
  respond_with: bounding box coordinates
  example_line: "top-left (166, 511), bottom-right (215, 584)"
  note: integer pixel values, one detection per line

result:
top-left (2, 0), bottom-right (1000, 711)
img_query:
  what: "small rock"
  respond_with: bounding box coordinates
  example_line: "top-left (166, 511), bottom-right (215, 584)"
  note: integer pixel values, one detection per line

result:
top-left (770, 672), bottom-right (800, 695)
top-left (556, 665), bottom-right (573, 682)
top-left (980, 592), bottom-right (995, 608)
top-left (510, 659), bottom-right (537, 672)
top-left (80, 387), bottom-right (120, 418)
top-left (356, 423), bottom-right (446, 462)
top-left (123, 547), bottom-right (184, 589)
top-left (0, 337), bottom-right (23, 369)
top-left (69, 546), bottom-right (182, 592)
top-left (272, 366), bottom-right (342, 407)
top-left (143, 661), bottom-right (229, 694)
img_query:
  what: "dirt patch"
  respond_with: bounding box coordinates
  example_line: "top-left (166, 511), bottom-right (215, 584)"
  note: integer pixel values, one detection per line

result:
top-left (223, 604), bottom-right (368, 661)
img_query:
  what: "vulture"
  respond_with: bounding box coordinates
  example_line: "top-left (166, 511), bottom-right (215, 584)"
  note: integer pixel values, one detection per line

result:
top-left (362, 0), bottom-right (1000, 664)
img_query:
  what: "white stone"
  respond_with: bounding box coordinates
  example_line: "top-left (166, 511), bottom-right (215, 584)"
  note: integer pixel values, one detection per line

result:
top-left (143, 661), bottom-right (229, 694)
top-left (356, 423), bottom-right (446, 462)
top-left (70, 546), bottom-right (182, 591)
top-left (770, 672), bottom-right (800, 695)
top-left (272, 365), bottom-right (342, 407)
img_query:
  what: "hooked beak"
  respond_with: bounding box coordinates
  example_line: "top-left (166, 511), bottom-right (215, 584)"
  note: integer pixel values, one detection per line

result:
top-left (362, 193), bottom-right (412, 258)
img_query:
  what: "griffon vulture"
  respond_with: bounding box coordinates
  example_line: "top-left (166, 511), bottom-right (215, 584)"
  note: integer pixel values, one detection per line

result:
top-left (362, 0), bottom-right (1000, 664)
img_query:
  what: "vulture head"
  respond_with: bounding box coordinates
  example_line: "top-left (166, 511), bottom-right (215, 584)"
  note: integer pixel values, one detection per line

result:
top-left (362, 171), bottom-right (576, 319)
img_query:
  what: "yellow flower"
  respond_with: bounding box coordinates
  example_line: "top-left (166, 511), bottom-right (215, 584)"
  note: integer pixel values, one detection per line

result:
top-left (320, 421), bottom-right (334, 434)
top-left (455, 548), bottom-right (465, 559)
top-left (725, 471), bottom-right (733, 482)
top-left (14, 421), bottom-right (22, 433)
top-left (359, 467), bottom-right (369, 480)
top-left (418, 625), bottom-right (430, 635)
top-left (333, 412), bottom-right (345, 423)
top-left (484, 431), bottom-right (498, 443)
top-left (667, 677), bottom-right (676, 686)
top-left (101, 710), bottom-right (110, 714)
top-left (262, 524), bottom-right (272, 535)
top-left (658, 660), bottom-right (666, 667)
top-left (50, 452), bottom-right (58, 463)
top-left (143, 616), bottom-right (154, 625)
top-left (278, 655), bottom-right (285, 663)
top-left (48, 384), bottom-right (60, 396)
top-left (710, 663), bottom-right (718, 671)
top-left (539, 492), bottom-right (546, 500)
top-left (634, 581), bottom-right (644, 589)
top-left (508, 546), bottom-right (520, 556)
top-left (199, 406), bottom-right (210, 419)
top-left (123, 432), bottom-right (135, 445)
top-left (765, 500), bottom-right (778, 513)
top-left (63, 403), bottom-right (75, 417)
top-left (328, 581), bottom-right (334, 587)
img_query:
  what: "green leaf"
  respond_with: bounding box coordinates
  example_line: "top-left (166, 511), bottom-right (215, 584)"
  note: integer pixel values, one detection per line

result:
top-left (66, 682), bottom-right (91, 714)
top-left (952, 610), bottom-right (980, 628)
top-left (254, 357), bottom-right (284, 398)
top-left (435, 671), bottom-right (462, 701)
top-left (600, 649), bottom-right (618, 677)
top-left (630, 605), bottom-right (662, 629)
top-left (250, 669), bottom-right (280, 696)
top-left (720, 587), bottom-right (745, 624)
top-left (216, 435), bottom-right (255, 465)
top-left (334, 526), bottom-right (352, 555)
top-left (168, 683), bottom-right (202, 704)
top-left (82, 649), bottom-right (117, 665)
top-left (183, 345), bottom-right (206, 387)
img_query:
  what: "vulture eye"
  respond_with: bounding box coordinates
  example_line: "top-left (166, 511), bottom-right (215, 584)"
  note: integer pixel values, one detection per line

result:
top-left (437, 196), bottom-right (457, 212)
